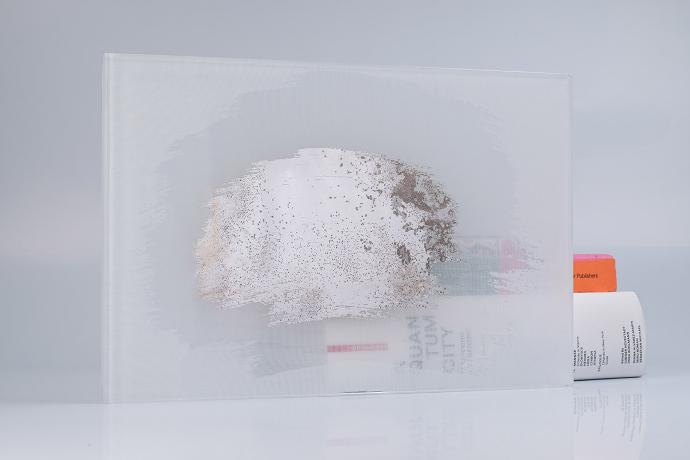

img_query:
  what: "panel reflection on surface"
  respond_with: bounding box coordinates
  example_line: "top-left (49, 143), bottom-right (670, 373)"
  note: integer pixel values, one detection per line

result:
top-left (6, 376), bottom-right (683, 460)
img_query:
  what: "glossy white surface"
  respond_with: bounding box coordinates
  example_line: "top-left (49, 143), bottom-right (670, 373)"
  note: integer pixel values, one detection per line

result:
top-left (2, 373), bottom-right (689, 460)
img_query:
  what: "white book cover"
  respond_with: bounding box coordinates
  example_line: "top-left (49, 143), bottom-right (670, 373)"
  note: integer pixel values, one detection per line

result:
top-left (103, 54), bottom-right (572, 401)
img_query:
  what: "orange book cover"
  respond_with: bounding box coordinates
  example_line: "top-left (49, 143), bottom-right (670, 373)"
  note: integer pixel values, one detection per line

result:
top-left (573, 254), bottom-right (617, 292)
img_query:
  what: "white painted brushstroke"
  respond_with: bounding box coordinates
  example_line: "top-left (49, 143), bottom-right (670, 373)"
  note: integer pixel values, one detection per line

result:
top-left (196, 148), bottom-right (456, 324)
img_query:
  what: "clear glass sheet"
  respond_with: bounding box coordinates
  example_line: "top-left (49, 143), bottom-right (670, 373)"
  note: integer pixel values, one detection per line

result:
top-left (103, 54), bottom-right (572, 401)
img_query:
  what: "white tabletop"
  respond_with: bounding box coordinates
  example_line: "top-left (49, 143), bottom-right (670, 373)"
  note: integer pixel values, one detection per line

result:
top-left (2, 371), bottom-right (689, 460)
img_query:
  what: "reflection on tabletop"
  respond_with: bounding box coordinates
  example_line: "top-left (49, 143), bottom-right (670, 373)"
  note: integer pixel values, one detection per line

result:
top-left (5, 374), bottom-right (686, 460)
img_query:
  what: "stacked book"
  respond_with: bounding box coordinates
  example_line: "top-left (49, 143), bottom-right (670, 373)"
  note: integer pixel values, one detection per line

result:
top-left (573, 254), bottom-right (647, 380)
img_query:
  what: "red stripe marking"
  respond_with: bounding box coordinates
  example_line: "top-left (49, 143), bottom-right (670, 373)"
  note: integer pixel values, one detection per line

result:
top-left (327, 343), bottom-right (388, 353)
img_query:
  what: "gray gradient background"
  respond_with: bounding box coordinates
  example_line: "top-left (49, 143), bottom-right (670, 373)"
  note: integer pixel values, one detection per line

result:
top-left (1, 0), bottom-right (688, 401)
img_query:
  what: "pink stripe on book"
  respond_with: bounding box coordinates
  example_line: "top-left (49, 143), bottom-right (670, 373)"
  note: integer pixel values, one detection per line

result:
top-left (327, 343), bottom-right (388, 353)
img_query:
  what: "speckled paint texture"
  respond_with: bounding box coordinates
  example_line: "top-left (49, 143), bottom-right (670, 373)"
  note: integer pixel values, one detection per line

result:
top-left (196, 148), bottom-right (457, 324)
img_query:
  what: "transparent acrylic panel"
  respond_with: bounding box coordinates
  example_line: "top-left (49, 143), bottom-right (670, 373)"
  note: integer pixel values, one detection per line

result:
top-left (103, 54), bottom-right (572, 401)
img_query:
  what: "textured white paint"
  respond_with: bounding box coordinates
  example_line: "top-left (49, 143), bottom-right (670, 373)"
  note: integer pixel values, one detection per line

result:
top-left (196, 148), bottom-right (457, 324)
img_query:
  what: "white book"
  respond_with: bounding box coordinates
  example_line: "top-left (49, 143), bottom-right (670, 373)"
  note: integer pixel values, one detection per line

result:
top-left (573, 291), bottom-right (647, 380)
